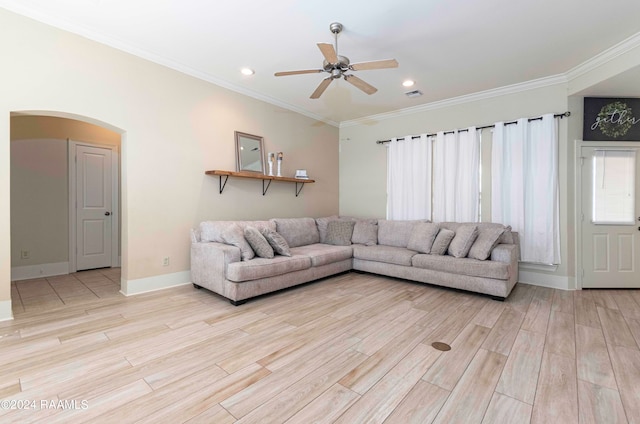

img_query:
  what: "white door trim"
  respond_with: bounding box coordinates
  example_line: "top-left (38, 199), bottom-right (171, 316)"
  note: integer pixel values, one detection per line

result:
top-left (68, 140), bottom-right (120, 273)
top-left (575, 139), bottom-right (640, 289)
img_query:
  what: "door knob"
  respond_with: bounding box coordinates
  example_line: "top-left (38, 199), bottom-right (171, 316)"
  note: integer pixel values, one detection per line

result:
top-left (105, 212), bottom-right (111, 216)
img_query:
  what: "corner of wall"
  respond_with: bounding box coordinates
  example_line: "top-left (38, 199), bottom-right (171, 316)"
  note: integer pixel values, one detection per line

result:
top-left (0, 300), bottom-right (13, 322)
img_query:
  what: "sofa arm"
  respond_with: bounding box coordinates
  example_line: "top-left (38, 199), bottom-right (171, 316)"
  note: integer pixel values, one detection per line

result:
top-left (491, 244), bottom-right (517, 264)
top-left (190, 242), bottom-right (241, 293)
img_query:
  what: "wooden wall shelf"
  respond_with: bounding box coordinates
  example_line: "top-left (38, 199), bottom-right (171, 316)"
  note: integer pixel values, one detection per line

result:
top-left (205, 170), bottom-right (315, 197)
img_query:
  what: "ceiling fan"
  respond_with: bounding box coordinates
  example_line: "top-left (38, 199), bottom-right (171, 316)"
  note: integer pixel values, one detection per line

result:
top-left (274, 22), bottom-right (399, 99)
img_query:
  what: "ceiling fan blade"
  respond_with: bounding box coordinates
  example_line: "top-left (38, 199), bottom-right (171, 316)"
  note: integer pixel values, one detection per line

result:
top-left (274, 69), bottom-right (324, 77)
top-left (350, 59), bottom-right (399, 71)
top-left (317, 43), bottom-right (338, 64)
top-left (344, 74), bottom-right (377, 95)
top-left (310, 77), bottom-right (333, 99)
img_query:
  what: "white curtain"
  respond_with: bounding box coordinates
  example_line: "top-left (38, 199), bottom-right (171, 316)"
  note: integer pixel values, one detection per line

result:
top-left (387, 135), bottom-right (432, 220)
top-left (492, 114), bottom-right (560, 264)
top-left (433, 127), bottom-right (480, 222)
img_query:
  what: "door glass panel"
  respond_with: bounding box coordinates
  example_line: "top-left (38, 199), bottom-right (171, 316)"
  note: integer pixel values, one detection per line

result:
top-left (592, 150), bottom-right (636, 224)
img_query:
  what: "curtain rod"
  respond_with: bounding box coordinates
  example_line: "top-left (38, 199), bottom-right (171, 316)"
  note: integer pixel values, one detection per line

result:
top-left (375, 111), bottom-right (571, 144)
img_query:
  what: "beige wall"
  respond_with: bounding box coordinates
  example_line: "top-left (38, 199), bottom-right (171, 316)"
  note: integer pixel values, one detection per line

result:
top-left (0, 9), bottom-right (339, 316)
top-left (10, 116), bottom-right (122, 270)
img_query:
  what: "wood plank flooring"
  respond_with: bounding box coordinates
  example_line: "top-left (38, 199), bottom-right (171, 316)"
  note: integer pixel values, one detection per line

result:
top-left (2, 270), bottom-right (640, 423)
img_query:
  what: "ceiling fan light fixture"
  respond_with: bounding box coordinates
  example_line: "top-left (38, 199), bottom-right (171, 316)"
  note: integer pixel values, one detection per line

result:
top-left (274, 22), bottom-right (398, 99)
top-left (240, 67), bottom-right (255, 76)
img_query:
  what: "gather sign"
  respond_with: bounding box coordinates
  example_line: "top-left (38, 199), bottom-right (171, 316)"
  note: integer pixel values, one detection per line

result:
top-left (583, 97), bottom-right (640, 141)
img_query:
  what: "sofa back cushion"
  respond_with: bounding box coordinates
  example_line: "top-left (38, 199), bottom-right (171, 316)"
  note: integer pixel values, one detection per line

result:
top-left (199, 220), bottom-right (275, 243)
top-left (271, 217), bottom-right (320, 248)
top-left (377, 220), bottom-right (425, 248)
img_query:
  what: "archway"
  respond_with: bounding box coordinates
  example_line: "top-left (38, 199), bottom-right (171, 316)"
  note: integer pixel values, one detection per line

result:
top-left (9, 111), bottom-right (126, 314)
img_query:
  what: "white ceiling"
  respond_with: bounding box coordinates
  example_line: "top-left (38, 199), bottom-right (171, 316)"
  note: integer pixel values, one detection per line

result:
top-left (2, 0), bottom-right (640, 125)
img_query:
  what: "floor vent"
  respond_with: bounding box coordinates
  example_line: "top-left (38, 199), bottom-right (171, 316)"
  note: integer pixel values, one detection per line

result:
top-left (431, 342), bottom-right (451, 351)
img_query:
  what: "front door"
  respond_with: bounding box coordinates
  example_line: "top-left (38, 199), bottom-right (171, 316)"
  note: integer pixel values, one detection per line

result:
top-left (581, 146), bottom-right (640, 288)
top-left (76, 144), bottom-right (113, 271)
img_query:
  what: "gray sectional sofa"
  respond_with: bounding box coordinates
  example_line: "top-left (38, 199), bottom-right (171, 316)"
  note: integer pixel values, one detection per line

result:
top-left (190, 217), bottom-right (519, 305)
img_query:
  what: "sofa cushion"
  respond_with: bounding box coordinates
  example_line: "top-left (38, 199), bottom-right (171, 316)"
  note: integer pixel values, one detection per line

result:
top-left (353, 245), bottom-right (418, 266)
top-left (244, 226), bottom-right (274, 259)
top-left (272, 217), bottom-right (320, 248)
top-left (290, 243), bottom-right (353, 267)
top-left (351, 221), bottom-right (378, 246)
top-left (261, 228), bottom-right (291, 257)
top-left (412, 254), bottom-right (509, 280)
top-left (226, 255), bottom-right (312, 282)
top-left (407, 222), bottom-right (440, 253)
top-left (199, 220), bottom-right (275, 243)
top-left (448, 224), bottom-right (479, 258)
top-left (325, 220), bottom-right (356, 246)
top-left (468, 225), bottom-right (506, 260)
top-left (377, 220), bottom-right (425, 248)
top-left (220, 223), bottom-right (255, 261)
top-left (430, 229), bottom-right (455, 255)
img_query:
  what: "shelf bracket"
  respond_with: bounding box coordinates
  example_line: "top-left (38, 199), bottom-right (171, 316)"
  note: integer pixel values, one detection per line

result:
top-left (218, 175), bottom-right (229, 194)
top-left (295, 182), bottom-right (305, 197)
top-left (262, 179), bottom-right (272, 196)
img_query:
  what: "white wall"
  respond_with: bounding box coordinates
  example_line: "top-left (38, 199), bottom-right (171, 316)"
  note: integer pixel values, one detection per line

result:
top-left (10, 138), bottom-right (69, 267)
top-left (0, 9), bottom-right (339, 319)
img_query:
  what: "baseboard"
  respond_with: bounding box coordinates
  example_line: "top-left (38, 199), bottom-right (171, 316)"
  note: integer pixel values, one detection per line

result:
top-left (121, 270), bottom-right (192, 296)
top-left (0, 300), bottom-right (13, 322)
top-left (11, 262), bottom-right (70, 281)
top-left (518, 270), bottom-right (575, 290)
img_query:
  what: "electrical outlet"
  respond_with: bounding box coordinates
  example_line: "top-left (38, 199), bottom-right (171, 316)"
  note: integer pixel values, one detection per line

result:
top-left (162, 257), bottom-right (170, 266)
top-left (21, 250), bottom-right (30, 260)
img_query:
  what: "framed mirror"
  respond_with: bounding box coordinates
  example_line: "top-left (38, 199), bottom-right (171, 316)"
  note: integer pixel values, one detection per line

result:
top-left (235, 131), bottom-right (265, 174)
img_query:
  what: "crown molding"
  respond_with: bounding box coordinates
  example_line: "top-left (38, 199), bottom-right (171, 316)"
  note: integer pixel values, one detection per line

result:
top-left (0, 3), bottom-right (340, 128)
top-left (566, 31), bottom-right (640, 81)
top-left (339, 74), bottom-right (567, 128)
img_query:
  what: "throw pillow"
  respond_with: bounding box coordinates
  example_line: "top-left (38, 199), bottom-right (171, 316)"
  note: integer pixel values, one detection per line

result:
top-left (325, 220), bottom-right (356, 246)
top-left (220, 223), bottom-right (255, 261)
top-left (407, 222), bottom-right (440, 253)
top-left (261, 228), bottom-right (291, 257)
top-left (351, 221), bottom-right (378, 246)
top-left (315, 215), bottom-right (339, 243)
top-left (430, 229), bottom-right (455, 255)
top-left (244, 226), bottom-right (274, 259)
top-left (468, 225), bottom-right (506, 260)
top-left (448, 224), bottom-right (479, 258)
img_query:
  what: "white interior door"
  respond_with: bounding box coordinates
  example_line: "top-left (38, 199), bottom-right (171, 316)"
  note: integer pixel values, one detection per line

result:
top-left (581, 146), bottom-right (640, 288)
top-left (76, 144), bottom-right (113, 271)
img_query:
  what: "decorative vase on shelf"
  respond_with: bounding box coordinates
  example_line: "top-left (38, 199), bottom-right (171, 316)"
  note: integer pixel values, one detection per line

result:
top-left (267, 152), bottom-right (275, 176)
top-left (277, 152), bottom-right (283, 177)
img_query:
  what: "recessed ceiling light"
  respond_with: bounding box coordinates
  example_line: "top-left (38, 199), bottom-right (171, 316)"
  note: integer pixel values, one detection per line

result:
top-left (402, 80), bottom-right (415, 87)
top-left (241, 68), bottom-right (255, 76)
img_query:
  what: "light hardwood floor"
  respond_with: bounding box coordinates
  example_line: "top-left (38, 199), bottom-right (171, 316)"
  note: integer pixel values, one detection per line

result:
top-left (2, 270), bottom-right (640, 423)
